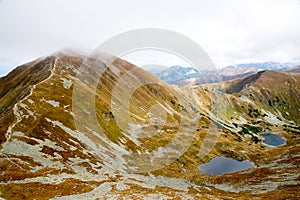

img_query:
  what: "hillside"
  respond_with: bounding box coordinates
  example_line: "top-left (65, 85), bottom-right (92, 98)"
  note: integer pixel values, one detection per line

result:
top-left (0, 51), bottom-right (299, 199)
top-left (0, 57), bottom-right (55, 144)
top-left (223, 70), bottom-right (300, 123)
top-left (287, 65), bottom-right (300, 73)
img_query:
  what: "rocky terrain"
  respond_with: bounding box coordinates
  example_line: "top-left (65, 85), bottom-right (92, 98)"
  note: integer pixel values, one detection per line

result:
top-left (0, 51), bottom-right (299, 199)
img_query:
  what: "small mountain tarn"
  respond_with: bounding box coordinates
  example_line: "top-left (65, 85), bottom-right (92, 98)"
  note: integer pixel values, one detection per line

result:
top-left (260, 133), bottom-right (286, 147)
top-left (199, 156), bottom-right (255, 176)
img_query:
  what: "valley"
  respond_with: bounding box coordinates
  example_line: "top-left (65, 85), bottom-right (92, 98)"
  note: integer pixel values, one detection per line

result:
top-left (0, 51), bottom-right (299, 199)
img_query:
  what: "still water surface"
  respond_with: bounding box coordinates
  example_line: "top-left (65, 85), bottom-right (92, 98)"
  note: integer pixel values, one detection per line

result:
top-left (199, 156), bottom-right (254, 175)
top-left (261, 133), bottom-right (286, 147)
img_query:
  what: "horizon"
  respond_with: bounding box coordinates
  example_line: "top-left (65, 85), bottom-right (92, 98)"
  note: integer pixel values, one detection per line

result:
top-left (1, 51), bottom-right (299, 77)
top-left (0, 50), bottom-right (300, 78)
top-left (1, 0), bottom-right (300, 76)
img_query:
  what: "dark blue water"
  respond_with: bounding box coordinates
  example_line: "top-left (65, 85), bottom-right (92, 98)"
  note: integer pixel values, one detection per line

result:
top-left (261, 133), bottom-right (286, 147)
top-left (199, 156), bottom-right (254, 176)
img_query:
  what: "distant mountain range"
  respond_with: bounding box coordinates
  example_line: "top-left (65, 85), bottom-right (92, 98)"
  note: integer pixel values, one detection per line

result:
top-left (225, 61), bottom-right (298, 70)
top-left (154, 62), bottom-right (300, 85)
top-left (155, 65), bottom-right (200, 82)
top-left (287, 65), bottom-right (300, 73)
top-left (220, 61), bottom-right (299, 76)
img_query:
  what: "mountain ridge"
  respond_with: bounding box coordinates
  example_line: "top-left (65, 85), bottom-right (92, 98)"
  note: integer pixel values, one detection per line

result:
top-left (153, 62), bottom-right (300, 86)
top-left (0, 51), bottom-right (299, 199)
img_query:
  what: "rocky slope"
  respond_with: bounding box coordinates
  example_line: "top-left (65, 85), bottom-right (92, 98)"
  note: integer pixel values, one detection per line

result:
top-left (0, 51), bottom-right (299, 199)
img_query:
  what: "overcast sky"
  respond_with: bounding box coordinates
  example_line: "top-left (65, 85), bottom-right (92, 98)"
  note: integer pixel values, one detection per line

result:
top-left (1, 0), bottom-right (300, 76)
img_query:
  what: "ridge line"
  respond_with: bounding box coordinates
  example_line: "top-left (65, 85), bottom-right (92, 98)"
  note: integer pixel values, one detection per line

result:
top-left (4, 57), bottom-right (58, 142)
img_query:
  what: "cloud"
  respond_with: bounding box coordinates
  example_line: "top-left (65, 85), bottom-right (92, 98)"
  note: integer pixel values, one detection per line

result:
top-left (0, 0), bottom-right (299, 75)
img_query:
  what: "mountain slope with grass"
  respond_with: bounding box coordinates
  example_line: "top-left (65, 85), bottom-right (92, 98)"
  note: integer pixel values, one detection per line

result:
top-left (0, 51), bottom-right (299, 199)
